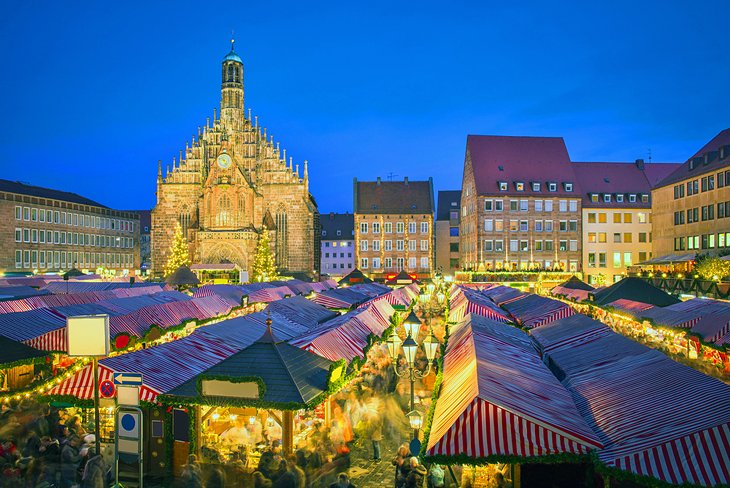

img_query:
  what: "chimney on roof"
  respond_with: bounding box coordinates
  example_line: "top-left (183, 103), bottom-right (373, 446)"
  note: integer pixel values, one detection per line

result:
top-left (329, 212), bottom-right (334, 219)
top-left (376, 177), bottom-right (381, 185)
top-left (635, 158), bottom-right (645, 170)
top-left (404, 176), bottom-right (409, 185)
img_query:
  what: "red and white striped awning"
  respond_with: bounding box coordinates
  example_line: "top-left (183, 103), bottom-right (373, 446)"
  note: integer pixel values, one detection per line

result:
top-left (532, 313), bottom-right (730, 486)
top-left (502, 295), bottom-right (575, 329)
top-left (289, 300), bottom-right (395, 362)
top-left (426, 314), bottom-right (602, 460)
top-left (448, 286), bottom-right (511, 323)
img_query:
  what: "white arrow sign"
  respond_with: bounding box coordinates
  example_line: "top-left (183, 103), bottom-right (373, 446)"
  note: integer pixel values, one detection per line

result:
top-left (113, 372), bottom-right (143, 386)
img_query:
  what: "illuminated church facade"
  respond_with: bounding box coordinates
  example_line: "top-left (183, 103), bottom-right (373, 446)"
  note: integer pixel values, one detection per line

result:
top-left (151, 42), bottom-right (319, 278)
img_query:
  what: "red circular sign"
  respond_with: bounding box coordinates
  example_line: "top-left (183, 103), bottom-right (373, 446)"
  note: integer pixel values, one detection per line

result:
top-left (100, 380), bottom-right (116, 398)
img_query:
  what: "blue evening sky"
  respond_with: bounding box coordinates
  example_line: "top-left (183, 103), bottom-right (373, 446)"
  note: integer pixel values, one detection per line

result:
top-left (1, 1), bottom-right (728, 213)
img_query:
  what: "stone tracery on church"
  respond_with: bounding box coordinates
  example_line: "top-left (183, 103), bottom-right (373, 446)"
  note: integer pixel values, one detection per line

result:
top-left (151, 41), bottom-right (319, 278)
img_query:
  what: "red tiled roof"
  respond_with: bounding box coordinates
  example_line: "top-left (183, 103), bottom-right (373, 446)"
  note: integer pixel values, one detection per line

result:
top-left (572, 162), bottom-right (680, 208)
top-left (466, 135), bottom-right (579, 197)
top-left (654, 128), bottom-right (730, 188)
top-left (354, 178), bottom-right (434, 214)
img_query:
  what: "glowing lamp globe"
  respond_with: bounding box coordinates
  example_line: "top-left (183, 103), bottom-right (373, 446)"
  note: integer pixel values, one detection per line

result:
top-left (407, 410), bottom-right (423, 430)
top-left (385, 331), bottom-right (403, 359)
top-left (403, 311), bottom-right (421, 339)
top-left (427, 284), bottom-right (436, 294)
top-left (402, 335), bottom-right (418, 365)
top-left (422, 330), bottom-right (439, 361)
top-left (436, 292), bottom-right (445, 304)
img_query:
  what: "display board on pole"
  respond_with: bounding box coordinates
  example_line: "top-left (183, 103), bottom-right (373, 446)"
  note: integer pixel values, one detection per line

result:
top-left (66, 314), bottom-right (109, 460)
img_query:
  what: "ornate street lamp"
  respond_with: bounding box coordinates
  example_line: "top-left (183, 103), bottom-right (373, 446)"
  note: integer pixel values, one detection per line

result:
top-left (387, 310), bottom-right (439, 443)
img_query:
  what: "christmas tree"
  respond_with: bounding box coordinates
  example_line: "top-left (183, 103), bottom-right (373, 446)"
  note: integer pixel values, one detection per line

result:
top-left (164, 223), bottom-right (191, 277)
top-left (251, 225), bottom-right (278, 282)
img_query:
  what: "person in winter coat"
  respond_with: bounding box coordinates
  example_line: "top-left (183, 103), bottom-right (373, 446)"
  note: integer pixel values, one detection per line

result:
top-left (427, 464), bottom-right (445, 488)
top-left (329, 472), bottom-right (356, 488)
top-left (392, 445), bottom-right (410, 488)
top-left (405, 457), bottom-right (427, 488)
top-left (370, 423), bottom-right (383, 460)
top-left (81, 449), bottom-right (106, 488)
top-left (60, 436), bottom-right (82, 488)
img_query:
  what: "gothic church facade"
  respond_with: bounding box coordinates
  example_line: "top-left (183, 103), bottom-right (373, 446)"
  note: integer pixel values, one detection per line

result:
top-left (152, 43), bottom-right (319, 278)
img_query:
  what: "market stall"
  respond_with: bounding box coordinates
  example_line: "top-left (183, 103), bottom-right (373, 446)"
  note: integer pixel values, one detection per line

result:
top-left (424, 314), bottom-right (603, 487)
top-left (501, 294), bottom-right (575, 329)
top-left (160, 317), bottom-right (348, 476)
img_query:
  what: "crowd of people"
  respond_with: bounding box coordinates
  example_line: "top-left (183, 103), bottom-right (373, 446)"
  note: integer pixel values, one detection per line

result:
top-left (0, 399), bottom-right (108, 488)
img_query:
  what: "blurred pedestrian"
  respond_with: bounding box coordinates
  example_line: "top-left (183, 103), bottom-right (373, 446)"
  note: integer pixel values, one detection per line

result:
top-left (371, 422), bottom-right (383, 460)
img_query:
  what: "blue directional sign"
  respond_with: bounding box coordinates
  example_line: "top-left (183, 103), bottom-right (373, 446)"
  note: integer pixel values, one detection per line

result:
top-left (113, 372), bottom-right (143, 386)
top-left (118, 412), bottom-right (140, 439)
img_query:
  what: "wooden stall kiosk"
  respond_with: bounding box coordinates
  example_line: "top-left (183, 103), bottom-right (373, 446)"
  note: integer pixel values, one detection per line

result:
top-left (159, 316), bottom-right (347, 479)
top-left (0, 335), bottom-right (48, 391)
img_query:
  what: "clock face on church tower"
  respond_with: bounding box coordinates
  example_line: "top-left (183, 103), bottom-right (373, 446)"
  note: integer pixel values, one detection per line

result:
top-left (217, 153), bottom-right (232, 169)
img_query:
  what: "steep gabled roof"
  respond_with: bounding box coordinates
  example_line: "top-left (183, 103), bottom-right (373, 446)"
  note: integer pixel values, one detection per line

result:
top-left (466, 135), bottom-right (578, 197)
top-left (557, 275), bottom-right (594, 291)
top-left (0, 335), bottom-right (46, 367)
top-left (321, 212), bottom-right (354, 239)
top-left (654, 128), bottom-right (730, 188)
top-left (354, 178), bottom-right (434, 214)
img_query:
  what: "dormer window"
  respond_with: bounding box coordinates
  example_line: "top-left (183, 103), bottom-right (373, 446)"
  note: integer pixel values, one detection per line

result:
top-left (604, 194), bottom-right (612, 203)
top-left (515, 182), bottom-right (525, 192)
top-left (641, 194), bottom-right (649, 203)
top-left (498, 181), bottom-right (508, 191)
top-left (616, 194), bottom-right (624, 203)
top-left (547, 182), bottom-right (557, 192)
top-left (590, 194), bottom-right (599, 203)
top-left (322, 230), bottom-right (327, 236)
top-left (628, 194), bottom-right (637, 203)
top-left (563, 182), bottom-right (574, 192)
top-left (336, 230), bottom-right (341, 236)
top-left (531, 182), bottom-right (540, 192)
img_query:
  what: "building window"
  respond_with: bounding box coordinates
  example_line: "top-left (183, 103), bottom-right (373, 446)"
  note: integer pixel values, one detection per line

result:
top-left (372, 222), bottom-right (380, 234)
top-left (603, 194), bottom-right (611, 203)
top-left (510, 200), bottom-right (519, 211)
top-left (544, 220), bottom-right (553, 232)
top-left (535, 240), bottom-right (543, 251)
top-left (613, 252), bottom-right (621, 268)
top-left (544, 240), bottom-right (553, 251)
top-left (408, 257), bottom-right (417, 269)
top-left (590, 194), bottom-right (599, 203)
top-left (641, 194), bottom-right (649, 203)
top-left (494, 240), bottom-right (504, 252)
top-left (509, 240), bottom-right (518, 252)
top-left (559, 240), bottom-right (567, 251)
top-left (396, 222), bottom-right (404, 233)
top-left (637, 212), bottom-right (647, 223)
top-left (638, 232), bottom-right (647, 243)
top-left (569, 240), bottom-right (578, 251)
top-left (494, 200), bottom-right (503, 211)
top-left (420, 222), bottom-right (428, 233)
top-left (532, 182), bottom-right (540, 191)
top-left (564, 183), bottom-right (573, 192)
top-left (599, 252), bottom-right (606, 267)
top-left (15, 228), bottom-right (21, 242)
top-left (613, 233), bottom-right (621, 243)
top-left (598, 232), bottom-right (607, 243)
top-left (515, 182), bottom-right (525, 191)
top-left (372, 258), bottom-right (381, 269)
top-left (15, 206), bottom-right (21, 220)
top-left (421, 240), bottom-right (428, 251)
top-left (535, 200), bottom-right (543, 212)
top-left (588, 213), bottom-right (596, 223)
top-left (408, 222), bottom-right (417, 234)
top-left (420, 257), bottom-right (429, 269)
top-left (396, 240), bottom-right (404, 251)
top-left (384, 222), bottom-right (392, 233)
top-left (408, 240), bottom-right (416, 251)
top-left (616, 194), bottom-right (624, 203)
top-left (484, 219), bottom-right (493, 232)
top-left (360, 222), bottom-right (368, 234)
top-left (614, 213), bottom-right (622, 224)
top-left (384, 240), bottom-right (392, 251)
top-left (629, 194), bottom-right (637, 202)
top-left (483, 240), bottom-right (493, 252)
top-left (449, 227), bottom-right (459, 237)
top-left (588, 253), bottom-right (596, 267)
top-left (559, 200), bottom-right (567, 212)
top-left (520, 200), bottom-right (528, 211)
top-left (360, 258), bottom-right (368, 269)
top-left (373, 241), bottom-right (381, 251)
top-left (498, 181), bottom-right (508, 191)
top-left (548, 182), bottom-right (557, 192)
top-left (535, 220), bottom-right (543, 232)
top-left (520, 240), bottom-right (528, 252)
top-left (360, 241), bottom-right (368, 251)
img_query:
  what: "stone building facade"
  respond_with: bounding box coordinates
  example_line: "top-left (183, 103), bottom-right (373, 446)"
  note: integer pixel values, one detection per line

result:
top-left (460, 136), bottom-right (582, 271)
top-left (435, 190), bottom-right (461, 276)
top-left (652, 129), bottom-right (730, 261)
top-left (320, 212), bottom-right (355, 278)
top-left (0, 179), bottom-right (140, 274)
top-left (152, 43), bottom-right (319, 278)
top-left (573, 160), bottom-right (678, 284)
top-left (353, 177), bottom-right (435, 280)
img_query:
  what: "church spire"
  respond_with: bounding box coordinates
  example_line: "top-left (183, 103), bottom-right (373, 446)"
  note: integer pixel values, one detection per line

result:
top-left (221, 38), bottom-right (244, 130)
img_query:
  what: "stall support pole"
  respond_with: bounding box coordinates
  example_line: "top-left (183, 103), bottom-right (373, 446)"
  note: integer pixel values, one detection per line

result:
top-left (195, 406), bottom-right (202, 459)
top-left (282, 411), bottom-right (294, 455)
top-left (513, 463), bottom-right (521, 488)
top-left (93, 357), bottom-right (101, 457)
top-left (324, 398), bottom-right (332, 427)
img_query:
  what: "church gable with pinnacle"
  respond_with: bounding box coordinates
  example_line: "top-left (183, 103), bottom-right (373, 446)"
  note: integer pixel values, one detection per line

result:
top-left (151, 40), bottom-right (318, 279)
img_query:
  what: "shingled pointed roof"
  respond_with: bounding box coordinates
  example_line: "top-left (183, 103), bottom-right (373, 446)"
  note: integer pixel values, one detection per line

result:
top-left (590, 277), bottom-right (679, 307)
top-left (0, 335), bottom-right (46, 367)
top-left (354, 178), bottom-right (434, 215)
top-left (654, 128), bottom-right (730, 188)
top-left (167, 319), bottom-right (334, 407)
top-left (466, 135), bottom-right (579, 197)
top-left (339, 268), bottom-right (373, 285)
top-left (165, 266), bottom-right (200, 286)
top-left (557, 275), bottom-right (594, 291)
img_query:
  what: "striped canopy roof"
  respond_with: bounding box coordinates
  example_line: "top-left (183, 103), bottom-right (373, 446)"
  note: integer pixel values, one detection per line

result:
top-left (501, 294), bottom-right (575, 329)
top-left (531, 314), bottom-right (730, 486)
top-left (478, 285), bottom-right (528, 306)
top-left (426, 314), bottom-right (603, 461)
top-left (264, 296), bottom-right (338, 329)
top-left (448, 286), bottom-right (511, 324)
top-left (289, 300), bottom-right (395, 362)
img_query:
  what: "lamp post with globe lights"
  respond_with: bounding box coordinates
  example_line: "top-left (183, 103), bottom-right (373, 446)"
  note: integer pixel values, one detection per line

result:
top-left (385, 310), bottom-right (439, 444)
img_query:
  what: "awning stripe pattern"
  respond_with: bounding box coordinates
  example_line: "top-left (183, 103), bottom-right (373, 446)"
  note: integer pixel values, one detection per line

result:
top-left (501, 294), bottom-right (575, 329)
top-left (426, 314), bottom-right (603, 460)
top-left (531, 314), bottom-right (730, 486)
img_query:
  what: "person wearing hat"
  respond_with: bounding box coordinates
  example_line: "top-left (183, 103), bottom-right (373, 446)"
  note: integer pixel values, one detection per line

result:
top-left (81, 447), bottom-right (106, 488)
top-left (329, 472), bottom-right (356, 488)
